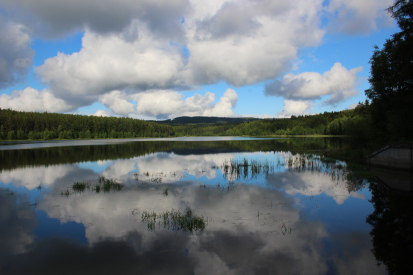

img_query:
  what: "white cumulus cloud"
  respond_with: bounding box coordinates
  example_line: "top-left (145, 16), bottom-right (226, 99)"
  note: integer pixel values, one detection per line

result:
top-left (35, 26), bottom-right (186, 108)
top-left (326, 0), bottom-right (394, 34)
top-left (265, 62), bottom-right (362, 105)
top-left (0, 15), bottom-right (34, 89)
top-left (135, 88), bottom-right (238, 119)
top-left (184, 0), bottom-right (325, 86)
top-left (93, 110), bottom-right (111, 117)
top-left (277, 100), bottom-right (315, 118)
top-left (0, 87), bottom-right (73, 112)
top-left (99, 90), bottom-right (135, 115)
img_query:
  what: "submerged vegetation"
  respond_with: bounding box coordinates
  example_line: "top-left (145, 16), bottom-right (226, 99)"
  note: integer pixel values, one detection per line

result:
top-left (72, 181), bottom-right (91, 192)
top-left (61, 176), bottom-right (124, 196)
top-left (141, 209), bottom-right (206, 233)
top-left (220, 154), bottom-right (370, 194)
top-left (98, 176), bottom-right (124, 192)
top-left (221, 158), bottom-right (276, 181)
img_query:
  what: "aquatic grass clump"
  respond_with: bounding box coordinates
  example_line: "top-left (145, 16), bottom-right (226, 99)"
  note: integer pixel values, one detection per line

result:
top-left (99, 176), bottom-right (124, 192)
top-left (95, 185), bottom-right (101, 193)
top-left (64, 176), bottom-right (124, 195)
top-left (141, 208), bottom-right (206, 234)
top-left (221, 158), bottom-right (276, 181)
top-left (72, 181), bottom-right (91, 192)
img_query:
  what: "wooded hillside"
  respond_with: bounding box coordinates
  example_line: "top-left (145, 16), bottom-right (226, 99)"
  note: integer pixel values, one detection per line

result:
top-left (0, 109), bottom-right (173, 140)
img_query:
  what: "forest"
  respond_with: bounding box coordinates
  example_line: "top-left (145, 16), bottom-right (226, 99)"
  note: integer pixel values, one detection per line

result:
top-left (0, 109), bottom-right (174, 140)
top-left (171, 108), bottom-right (360, 137)
top-left (0, 107), bottom-right (361, 141)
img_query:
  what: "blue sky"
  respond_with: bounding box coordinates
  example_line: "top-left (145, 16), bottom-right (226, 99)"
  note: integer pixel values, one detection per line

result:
top-left (0, 0), bottom-right (398, 119)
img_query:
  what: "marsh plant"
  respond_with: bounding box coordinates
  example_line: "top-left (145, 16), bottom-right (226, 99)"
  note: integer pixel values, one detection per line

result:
top-left (221, 158), bottom-right (276, 181)
top-left (141, 208), bottom-right (206, 233)
top-left (222, 154), bottom-right (369, 194)
top-left (97, 176), bottom-right (124, 192)
top-left (72, 181), bottom-right (91, 192)
top-left (284, 154), bottom-right (369, 193)
top-left (61, 176), bottom-right (124, 196)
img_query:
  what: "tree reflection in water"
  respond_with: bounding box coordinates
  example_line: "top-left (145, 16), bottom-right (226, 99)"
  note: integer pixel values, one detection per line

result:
top-left (367, 181), bottom-right (413, 274)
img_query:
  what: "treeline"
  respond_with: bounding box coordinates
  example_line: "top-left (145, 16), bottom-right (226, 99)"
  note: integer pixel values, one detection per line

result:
top-left (172, 109), bottom-right (360, 137)
top-left (0, 107), bottom-right (362, 141)
top-left (173, 123), bottom-right (236, 136)
top-left (225, 109), bottom-right (359, 136)
top-left (154, 116), bottom-right (259, 125)
top-left (0, 109), bottom-right (174, 140)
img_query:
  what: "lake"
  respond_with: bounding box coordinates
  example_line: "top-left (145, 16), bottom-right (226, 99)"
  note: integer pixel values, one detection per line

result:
top-left (0, 137), bottom-right (410, 274)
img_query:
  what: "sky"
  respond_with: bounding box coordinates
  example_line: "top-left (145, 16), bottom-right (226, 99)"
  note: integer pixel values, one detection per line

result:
top-left (0, 0), bottom-right (399, 120)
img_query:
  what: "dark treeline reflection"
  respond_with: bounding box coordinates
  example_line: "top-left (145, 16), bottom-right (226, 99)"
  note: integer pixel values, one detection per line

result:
top-left (367, 181), bottom-right (413, 275)
top-left (0, 138), bottom-right (344, 171)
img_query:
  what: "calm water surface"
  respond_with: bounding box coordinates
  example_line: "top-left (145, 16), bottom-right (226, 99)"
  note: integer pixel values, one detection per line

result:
top-left (0, 138), bottom-right (411, 274)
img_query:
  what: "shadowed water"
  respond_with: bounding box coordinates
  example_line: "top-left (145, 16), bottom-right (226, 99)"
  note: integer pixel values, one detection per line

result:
top-left (0, 138), bottom-right (410, 274)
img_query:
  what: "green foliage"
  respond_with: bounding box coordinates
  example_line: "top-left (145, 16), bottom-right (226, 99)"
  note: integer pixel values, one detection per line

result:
top-left (7, 130), bottom-right (15, 140)
top-left (170, 110), bottom-right (356, 137)
top-left (0, 125), bottom-right (5, 140)
top-left (141, 208), bottom-right (206, 233)
top-left (16, 129), bottom-right (25, 140)
top-left (364, 0), bottom-right (413, 142)
top-left (226, 110), bottom-right (354, 136)
top-left (326, 116), bottom-right (348, 135)
top-left (0, 107), bottom-right (362, 140)
top-left (0, 108), bottom-right (173, 140)
top-left (343, 113), bottom-right (379, 149)
top-left (72, 181), bottom-right (91, 192)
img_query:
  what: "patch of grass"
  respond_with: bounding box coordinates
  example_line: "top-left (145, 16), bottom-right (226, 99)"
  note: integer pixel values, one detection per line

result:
top-left (70, 176), bottom-right (124, 194)
top-left (141, 208), bottom-right (206, 234)
top-left (72, 181), bottom-right (91, 192)
top-left (221, 158), bottom-right (276, 181)
top-left (100, 176), bottom-right (123, 192)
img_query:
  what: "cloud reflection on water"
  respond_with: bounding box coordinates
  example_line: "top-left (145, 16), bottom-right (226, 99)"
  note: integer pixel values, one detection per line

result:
top-left (0, 149), bottom-right (385, 274)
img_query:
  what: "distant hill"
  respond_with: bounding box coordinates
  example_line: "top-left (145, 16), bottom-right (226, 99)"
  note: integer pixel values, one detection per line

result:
top-left (152, 116), bottom-right (260, 125)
